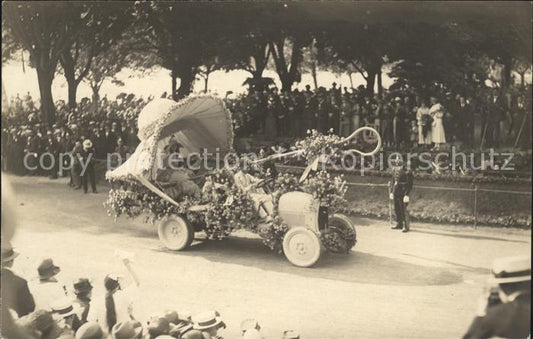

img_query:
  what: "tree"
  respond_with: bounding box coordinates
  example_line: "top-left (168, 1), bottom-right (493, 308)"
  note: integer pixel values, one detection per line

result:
top-left (58, 2), bottom-right (133, 108)
top-left (84, 42), bottom-right (128, 106)
top-left (134, 3), bottom-right (225, 100)
top-left (218, 32), bottom-right (272, 92)
top-left (3, 2), bottom-right (82, 125)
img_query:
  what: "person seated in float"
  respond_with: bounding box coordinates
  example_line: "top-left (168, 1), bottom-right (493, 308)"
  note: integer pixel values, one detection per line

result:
top-left (233, 158), bottom-right (273, 219)
top-left (156, 138), bottom-right (201, 200)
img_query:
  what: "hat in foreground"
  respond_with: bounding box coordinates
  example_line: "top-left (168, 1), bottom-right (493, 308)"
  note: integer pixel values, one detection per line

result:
top-left (37, 258), bottom-right (61, 280)
top-left (75, 322), bottom-right (104, 339)
top-left (112, 320), bottom-right (143, 339)
top-left (192, 310), bottom-right (223, 330)
top-left (490, 255), bottom-right (531, 284)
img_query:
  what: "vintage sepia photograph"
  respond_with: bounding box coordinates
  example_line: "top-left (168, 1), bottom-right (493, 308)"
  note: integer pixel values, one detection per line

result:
top-left (1, 1), bottom-right (531, 338)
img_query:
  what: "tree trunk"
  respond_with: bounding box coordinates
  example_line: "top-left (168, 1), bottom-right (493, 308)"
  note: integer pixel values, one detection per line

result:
top-left (348, 73), bottom-right (354, 89)
top-left (502, 57), bottom-right (513, 90)
top-left (280, 75), bottom-right (293, 92)
top-left (311, 62), bottom-right (318, 89)
top-left (365, 62), bottom-right (380, 96)
top-left (36, 66), bottom-right (55, 126)
top-left (67, 79), bottom-right (79, 109)
top-left (366, 71), bottom-right (376, 96)
top-left (91, 85), bottom-right (100, 107)
top-left (377, 69), bottom-right (383, 98)
top-left (171, 70), bottom-right (177, 101)
top-left (204, 74), bottom-right (209, 93)
top-left (177, 67), bottom-right (195, 100)
top-left (60, 51), bottom-right (79, 109)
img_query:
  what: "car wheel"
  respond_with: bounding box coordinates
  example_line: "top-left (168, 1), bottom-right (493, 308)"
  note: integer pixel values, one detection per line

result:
top-left (158, 215), bottom-right (194, 251)
top-left (283, 227), bottom-right (322, 267)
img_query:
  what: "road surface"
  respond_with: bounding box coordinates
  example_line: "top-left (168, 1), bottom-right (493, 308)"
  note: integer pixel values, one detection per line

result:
top-left (4, 175), bottom-right (531, 338)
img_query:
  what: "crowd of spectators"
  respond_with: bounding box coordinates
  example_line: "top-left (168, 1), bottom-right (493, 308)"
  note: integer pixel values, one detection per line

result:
top-left (1, 93), bottom-right (145, 181)
top-left (227, 83), bottom-right (531, 150)
top-left (1, 244), bottom-right (300, 339)
top-left (1, 83), bottom-right (531, 180)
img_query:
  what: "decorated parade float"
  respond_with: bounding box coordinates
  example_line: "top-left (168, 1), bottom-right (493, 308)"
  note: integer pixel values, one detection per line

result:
top-left (105, 95), bottom-right (381, 267)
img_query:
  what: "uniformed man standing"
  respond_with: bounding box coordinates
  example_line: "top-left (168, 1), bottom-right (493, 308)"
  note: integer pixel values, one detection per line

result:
top-left (463, 256), bottom-right (531, 339)
top-left (390, 156), bottom-right (413, 232)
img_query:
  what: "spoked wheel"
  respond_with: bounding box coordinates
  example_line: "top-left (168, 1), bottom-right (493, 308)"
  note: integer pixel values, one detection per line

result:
top-left (283, 227), bottom-right (322, 267)
top-left (157, 215), bottom-right (194, 251)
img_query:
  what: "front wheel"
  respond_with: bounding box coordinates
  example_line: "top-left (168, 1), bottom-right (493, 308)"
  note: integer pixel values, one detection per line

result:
top-left (283, 227), bottom-right (322, 267)
top-left (321, 214), bottom-right (357, 253)
top-left (158, 215), bottom-right (194, 251)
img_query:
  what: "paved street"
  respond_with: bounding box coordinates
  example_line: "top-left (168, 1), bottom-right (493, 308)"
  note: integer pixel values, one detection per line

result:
top-left (5, 175), bottom-right (531, 338)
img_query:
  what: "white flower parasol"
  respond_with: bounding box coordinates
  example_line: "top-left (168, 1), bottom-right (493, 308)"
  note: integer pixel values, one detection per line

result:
top-left (106, 95), bottom-right (233, 182)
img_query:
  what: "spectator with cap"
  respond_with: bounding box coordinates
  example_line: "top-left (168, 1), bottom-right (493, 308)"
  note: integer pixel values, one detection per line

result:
top-left (75, 321), bottom-right (105, 339)
top-left (72, 278), bottom-right (93, 324)
top-left (31, 258), bottom-right (68, 311)
top-left (1, 243), bottom-right (36, 318)
top-left (463, 255), bottom-right (531, 339)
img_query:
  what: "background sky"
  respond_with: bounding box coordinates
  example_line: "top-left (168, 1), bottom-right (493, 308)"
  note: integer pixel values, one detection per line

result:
top-left (2, 60), bottom-right (395, 103)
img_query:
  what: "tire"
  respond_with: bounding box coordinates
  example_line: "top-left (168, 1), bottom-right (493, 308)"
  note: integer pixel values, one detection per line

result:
top-left (282, 227), bottom-right (322, 267)
top-left (157, 215), bottom-right (194, 251)
top-left (324, 213), bottom-right (357, 253)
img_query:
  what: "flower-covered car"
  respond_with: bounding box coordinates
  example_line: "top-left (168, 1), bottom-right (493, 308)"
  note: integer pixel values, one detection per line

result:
top-left (106, 95), bottom-right (381, 267)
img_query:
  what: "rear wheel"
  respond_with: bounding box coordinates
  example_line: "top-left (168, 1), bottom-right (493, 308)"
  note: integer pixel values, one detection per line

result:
top-left (158, 215), bottom-right (194, 251)
top-left (283, 227), bottom-right (322, 267)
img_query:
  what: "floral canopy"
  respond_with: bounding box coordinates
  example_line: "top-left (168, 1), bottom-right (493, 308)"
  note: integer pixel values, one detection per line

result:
top-left (106, 95), bottom-right (234, 182)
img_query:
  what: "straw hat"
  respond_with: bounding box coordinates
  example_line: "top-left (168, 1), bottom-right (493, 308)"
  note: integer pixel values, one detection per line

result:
top-left (51, 298), bottom-right (77, 318)
top-left (490, 256), bottom-right (531, 284)
top-left (192, 311), bottom-right (222, 330)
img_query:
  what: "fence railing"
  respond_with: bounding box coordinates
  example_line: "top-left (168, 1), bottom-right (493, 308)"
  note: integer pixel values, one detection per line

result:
top-left (344, 180), bottom-right (531, 229)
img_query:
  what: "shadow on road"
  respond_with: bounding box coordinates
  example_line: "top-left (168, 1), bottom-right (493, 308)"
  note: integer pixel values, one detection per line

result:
top-left (154, 236), bottom-right (463, 287)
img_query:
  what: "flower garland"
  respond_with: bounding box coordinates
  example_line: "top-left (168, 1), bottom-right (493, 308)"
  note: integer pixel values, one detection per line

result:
top-left (294, 129), bottom-right (346, 163)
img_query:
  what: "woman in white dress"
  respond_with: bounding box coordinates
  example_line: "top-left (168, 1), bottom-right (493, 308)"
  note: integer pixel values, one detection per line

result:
top-left (416, 101), bottom-right (432, 145)
top-left (429, 96), bottom-right (446, 150)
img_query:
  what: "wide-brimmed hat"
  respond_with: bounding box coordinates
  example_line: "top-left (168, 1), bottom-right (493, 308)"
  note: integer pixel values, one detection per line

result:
top-left (37, 258), bottom-right (61, 279)
top-left (192, 311), bottom-right (223, 330)
top-left (73, 278), bottom-right (93, 295)
top-left (112, 320), bottom-right (143, 339)
top-left (75, 322), bottom-right (104, 339)
top-left (83, 139), bottom-right (93, 149)
top-left (490, 255), bottom-right (531, 284)
top-left (1, 244), bottom-right (19, 263)
top-left (51, 297), bottom-right (77, 318)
